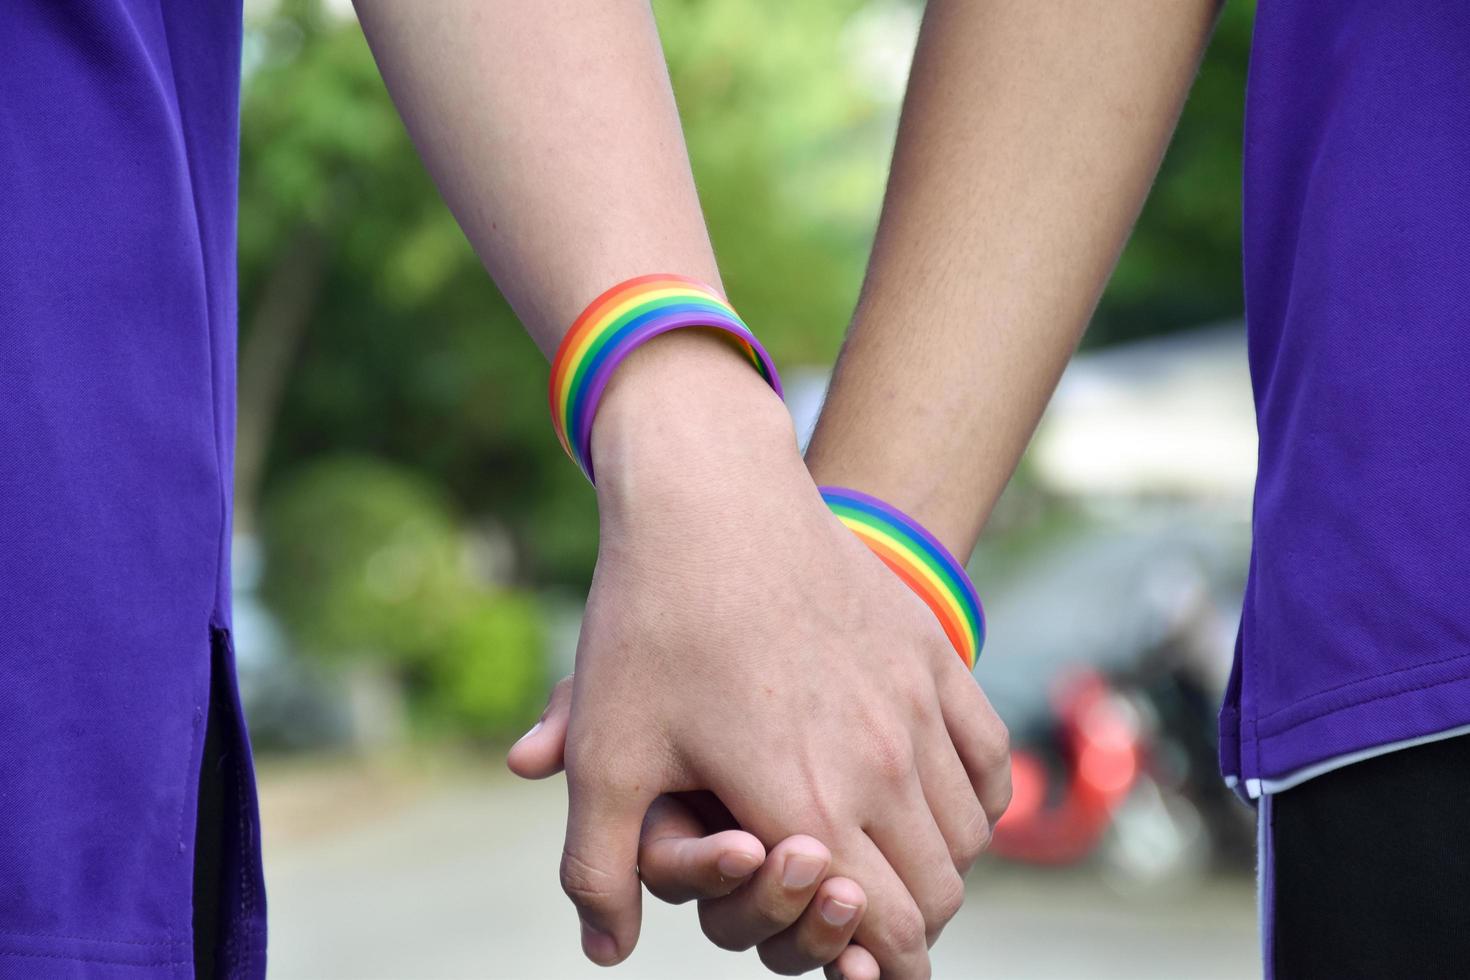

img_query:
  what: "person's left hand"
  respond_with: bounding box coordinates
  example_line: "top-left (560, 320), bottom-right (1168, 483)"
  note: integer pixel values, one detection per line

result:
top-left (511, 677), bottom-right (883, 980)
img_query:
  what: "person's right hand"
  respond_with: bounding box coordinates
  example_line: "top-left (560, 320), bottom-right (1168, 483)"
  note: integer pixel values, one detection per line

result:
top-left (512, 331), bottom-right (1011, 978)
top-left (513, 705), bottom-right (885, 980)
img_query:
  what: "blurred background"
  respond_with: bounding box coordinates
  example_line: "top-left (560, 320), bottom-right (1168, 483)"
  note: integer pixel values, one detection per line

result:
top-left (237, 0), bottom-right (1261, 976)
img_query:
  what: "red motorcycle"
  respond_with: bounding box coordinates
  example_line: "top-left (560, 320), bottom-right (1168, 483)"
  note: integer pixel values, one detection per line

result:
top-left (990, 669), bottom-right (1143, 865)
top-left (979, 515), bottom-right (1256, 884)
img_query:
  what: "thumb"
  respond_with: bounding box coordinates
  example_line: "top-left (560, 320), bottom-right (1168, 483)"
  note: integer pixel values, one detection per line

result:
top-left (562, 760), bottom-right (658, 966)
top-left (506, 675), bottom-right (573, 779)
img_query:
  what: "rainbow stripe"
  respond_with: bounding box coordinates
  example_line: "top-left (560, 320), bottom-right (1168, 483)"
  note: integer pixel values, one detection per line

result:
top-left (821, 487), bottom-right (985, 670)
top-left (548, 274), bottom-right (782, 483)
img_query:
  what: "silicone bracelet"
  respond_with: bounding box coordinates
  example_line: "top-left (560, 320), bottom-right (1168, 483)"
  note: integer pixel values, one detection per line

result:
top-left (820, 486), bottom-right (985, 670)
top-left (548, 274), bottom-right (783, 483)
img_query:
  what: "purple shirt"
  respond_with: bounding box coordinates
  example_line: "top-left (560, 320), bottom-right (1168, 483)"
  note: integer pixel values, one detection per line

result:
top-left (1220, 0), bottom-right (1470, 795)
top-left (0, 1), bottom-right (263, 976)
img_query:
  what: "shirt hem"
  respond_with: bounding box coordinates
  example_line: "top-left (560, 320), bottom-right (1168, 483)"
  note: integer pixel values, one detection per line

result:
top-left (1256, 721), bottom-right (1470, 795)
top-left (1228, 664), bottom-right (1470, 794)
top-left (0, 937), bottom-right (191, 976)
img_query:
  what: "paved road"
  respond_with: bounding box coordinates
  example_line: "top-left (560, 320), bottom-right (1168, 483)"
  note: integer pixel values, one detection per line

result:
top-left (260, 760), bottom-right (1258, 979)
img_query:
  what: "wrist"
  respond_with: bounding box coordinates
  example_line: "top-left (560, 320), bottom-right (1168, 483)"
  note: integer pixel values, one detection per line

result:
top-left (590, 330), bottom-right (800, 514)
top-left (806, 440), bottom-right (987, 561)
top-left (818, 485), bottom-right (985, 668)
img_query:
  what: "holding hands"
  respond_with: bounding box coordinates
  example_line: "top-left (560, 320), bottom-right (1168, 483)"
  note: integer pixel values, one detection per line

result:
top-left (510, 331), bottom-right (1010, 977)
top-left (355, 0), bottom-right (1215, 974)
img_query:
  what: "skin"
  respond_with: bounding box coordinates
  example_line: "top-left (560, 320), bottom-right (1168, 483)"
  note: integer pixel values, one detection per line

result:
top-left (806, 0), bottom-right (1224, 551)
top-left (515, 0), bottom-right (1222, 974)
top-left (512, 678), bottom-right (889, 980)
top-left (352, 1), bottom-right (1010, 976)
top-left (353, 0), bottom-right (720, 353)
top-left (566, 350), bottom-right (1001, 978)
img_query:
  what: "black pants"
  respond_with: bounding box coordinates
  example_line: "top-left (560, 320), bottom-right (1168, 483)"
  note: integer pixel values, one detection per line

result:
top-left (1271, 734), bottom-right (1470, 979)
top-left (192, 636), bottom-right (231, 979)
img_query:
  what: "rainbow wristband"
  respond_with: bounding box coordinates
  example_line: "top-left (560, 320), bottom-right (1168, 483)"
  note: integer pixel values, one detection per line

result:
top-left (548, 274), bottom-right (783, 483)
top-left (821, 486), bottom-right (985, 670)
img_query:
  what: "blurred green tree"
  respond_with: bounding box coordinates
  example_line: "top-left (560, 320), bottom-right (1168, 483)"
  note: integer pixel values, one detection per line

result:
top-left (261, 456), bottom-right (466, 660)
top-left (261, 455), bottom-right (547, 737)
top-left (421, 596), bottom-right (549, 742)
top-left (1095, 1), bottom-right (1252, 344)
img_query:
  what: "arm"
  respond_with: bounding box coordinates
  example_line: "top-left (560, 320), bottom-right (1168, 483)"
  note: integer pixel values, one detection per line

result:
top-left (352, 3), bottom-right (995, 977)
top-left (353, 0), bottom-right (716, 354)
top-left (616, 7), bottom-right (1220, 969)
top-left (807, 0), bottom-right (1222, 555)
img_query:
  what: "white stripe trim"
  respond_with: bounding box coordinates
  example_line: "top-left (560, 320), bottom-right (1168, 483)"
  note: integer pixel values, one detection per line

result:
top-left (1250, 722), bottom-right (1470, 797)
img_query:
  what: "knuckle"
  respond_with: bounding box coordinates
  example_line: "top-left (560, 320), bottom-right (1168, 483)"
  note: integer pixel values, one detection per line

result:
top-left (565, 730), bottom-right (616, 772)
top-left (799, 799), bottom-right (841, 842)
top-left (568, 745), bottom-right (648, 800)
top-left (866, 725), bottom-right (917, 785)
top-left (877, 903), bottom-right (928, 954)
top-left (559, 849), bottom-right (617, 910)
top-left (925, 870), bottom-right (966, 931)
top-left (989, 772), bottom-right (1014, 823)
top-left (954, 804), bottom-right (992, 870)
top-left (901, 677), bottom-right (933, 721)
top-left (980, 721), bottom-right (1011, 771)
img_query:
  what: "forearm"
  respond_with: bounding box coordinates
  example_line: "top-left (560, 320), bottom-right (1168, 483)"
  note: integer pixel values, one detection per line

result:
top-left (806, 0), bottom-right (1220, 556)
top-left (353, 0), bottom-right (720, 356)
top-left (355, 0), bottom-right (789, 490)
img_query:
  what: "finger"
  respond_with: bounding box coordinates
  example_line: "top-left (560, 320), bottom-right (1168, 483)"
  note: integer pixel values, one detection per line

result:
top-left (674, 789), bottom-right (742, 834)
top-left (826, 943), bottom-right (881, 980)
top-left (756, 876), bottom-right (866, 976)
top-left (867, 779), bottom-right (967, 946)
top-left (937, 663), bottom-right (1013, 824)
top-left (698, 835), bottom-right (831, 951)
top-left (639, 795), bottom-right (764, 904)
top-left (506, 675), bottom-right (574, 779)
top-left (562, 761), bottom-right (659, 966)
top-left (838, 833), bottom-right (932, 979)
top-left (916, 713), bottom-right (992, 875)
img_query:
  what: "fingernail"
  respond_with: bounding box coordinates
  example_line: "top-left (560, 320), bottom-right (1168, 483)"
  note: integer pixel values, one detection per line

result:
top-left (781, 854), bottom-right (824, 890)
top-left (820, 897), bottom-right (859, 927)
top-left (717, 850), bottom-right (762, 879)
top-left (580, 921), bottom-right (618, 964)
top-left (513, 721), bottom-right (543, 746)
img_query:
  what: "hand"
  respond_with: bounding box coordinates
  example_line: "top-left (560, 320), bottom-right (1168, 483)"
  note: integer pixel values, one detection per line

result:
top-left (509, 333), bottom-right (1012, 978)
top-left (514, 688), bottom-right (881, 978)
top-left (640, 797), bottom-right (881, 980)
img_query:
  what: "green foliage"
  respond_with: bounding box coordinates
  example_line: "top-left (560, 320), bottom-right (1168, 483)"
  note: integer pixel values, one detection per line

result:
top-left (261, 456), bottom-right (468, 661)
top-left (656, 0), bottom-right (889, 364)
top-left (260, 455), bottom-right (547, 736)
top-left (1093, 2), bottom-right (1254, 344)
top-left (241, 4), bottom-right (598, 586)
top-left (419, 597), bottom-right (548, 742)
